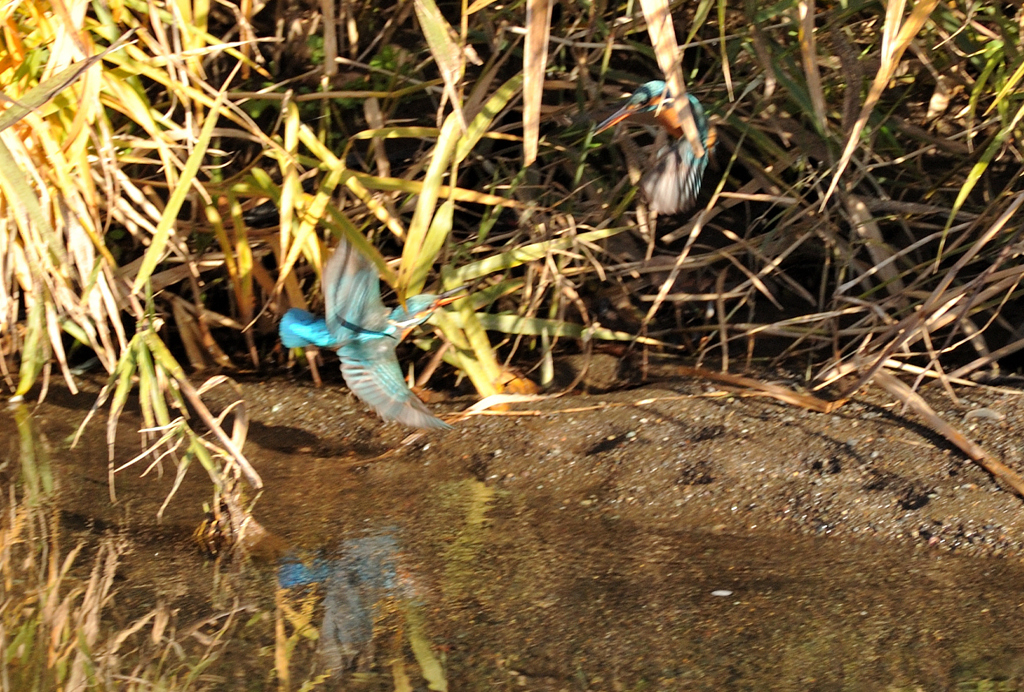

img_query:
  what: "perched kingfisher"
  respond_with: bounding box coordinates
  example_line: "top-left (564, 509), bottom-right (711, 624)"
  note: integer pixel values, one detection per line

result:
top-left (279, 238), bottom-right (464, 429)
top-left (595, 80), bottom-right (715, 215)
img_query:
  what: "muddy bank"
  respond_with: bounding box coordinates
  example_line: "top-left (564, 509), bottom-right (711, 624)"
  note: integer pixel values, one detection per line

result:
top-left (241, 370), bottom-right (1024, 560)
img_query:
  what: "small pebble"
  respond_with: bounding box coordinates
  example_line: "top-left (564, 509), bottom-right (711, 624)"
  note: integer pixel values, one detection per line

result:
top-left (711, 590), bottom-right (733, 597)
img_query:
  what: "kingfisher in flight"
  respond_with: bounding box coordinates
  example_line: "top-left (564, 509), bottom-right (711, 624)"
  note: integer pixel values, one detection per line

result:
top-left (595, 80), bottom-right (715, 215)
top-left (279, 238), bottom-right (464, 429)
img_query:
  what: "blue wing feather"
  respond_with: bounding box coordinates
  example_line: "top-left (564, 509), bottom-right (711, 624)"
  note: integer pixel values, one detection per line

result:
top-left (324, 237), bottom-right (390, 341)
top-left (338, 339), bottom-right (450, 429)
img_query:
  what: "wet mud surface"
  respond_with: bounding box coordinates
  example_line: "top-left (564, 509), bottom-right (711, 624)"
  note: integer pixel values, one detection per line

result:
top-left (8, 365), bottom-right (1024, 689)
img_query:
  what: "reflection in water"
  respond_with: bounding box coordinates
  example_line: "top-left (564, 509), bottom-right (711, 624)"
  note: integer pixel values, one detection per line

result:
top-left (276, 531), bottom-right (446, 689)
top-left (12, 404), bottom-right (54, 504)
top-left (279, 534), bottom-right (403, 670)
top-left (2, 406), bottom-right (129, 690)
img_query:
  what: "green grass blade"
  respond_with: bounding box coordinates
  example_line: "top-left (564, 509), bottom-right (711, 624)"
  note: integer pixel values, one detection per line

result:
top-left (454, 74), bottom-right (523, 165)
top-left (414, 0), bottom-right (467, 131)
top-left (398, 112), bottom-right (463, 296)
top-left (131, 90), bottom-right (225, 294)
top-left (0, 30), bottom-right (134, 133)
top-left (447, 226), bottom-right (626, 285)
top-left (13, 296), bottom-right (47, 398)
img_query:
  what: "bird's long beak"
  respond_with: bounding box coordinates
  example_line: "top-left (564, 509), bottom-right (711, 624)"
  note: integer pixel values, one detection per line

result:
top-left (434, 284), bottom-right (469, 307)
top-left (594, 104), bottom-right (637, 134)
top-left (595, 94), bottom-right (670, 134)
top-left (391, 285), bottom-right (470, 338)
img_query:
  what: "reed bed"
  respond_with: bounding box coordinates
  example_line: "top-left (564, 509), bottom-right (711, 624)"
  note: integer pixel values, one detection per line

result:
top-left (1, 0), bottom-right (1022, 498)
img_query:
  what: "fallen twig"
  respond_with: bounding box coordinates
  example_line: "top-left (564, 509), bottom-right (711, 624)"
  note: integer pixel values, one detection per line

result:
top-left (873, 368), bottom-right (1024, 498)
top-left (676, 366), bottom-right (846, 413)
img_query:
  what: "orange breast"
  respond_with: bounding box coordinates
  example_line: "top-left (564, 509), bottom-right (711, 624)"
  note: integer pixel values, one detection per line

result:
top-left (654, 103), bottom-right (686, 139)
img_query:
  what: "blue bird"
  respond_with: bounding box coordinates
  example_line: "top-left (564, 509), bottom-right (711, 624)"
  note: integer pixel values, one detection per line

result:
top-left (280, 238), bottom-right (464, 429)
top-left (595, 80), bottom-right (715, 215)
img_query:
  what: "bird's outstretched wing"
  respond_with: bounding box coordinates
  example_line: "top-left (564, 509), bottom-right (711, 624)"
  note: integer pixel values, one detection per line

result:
top-left (324, 237), bottom-right (390, 342)
top-left (338, 339), bottom-right (450, 429)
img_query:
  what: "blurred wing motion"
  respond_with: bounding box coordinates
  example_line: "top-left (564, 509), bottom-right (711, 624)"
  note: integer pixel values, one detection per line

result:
top-left (339, 338), bottom-right (452, 430)
top-left (281, 236), bottom-right (451, 430)
top-left (323, 238), bottom-right (390, 339)
top-left (642, 130), bottom-right (712, 215)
